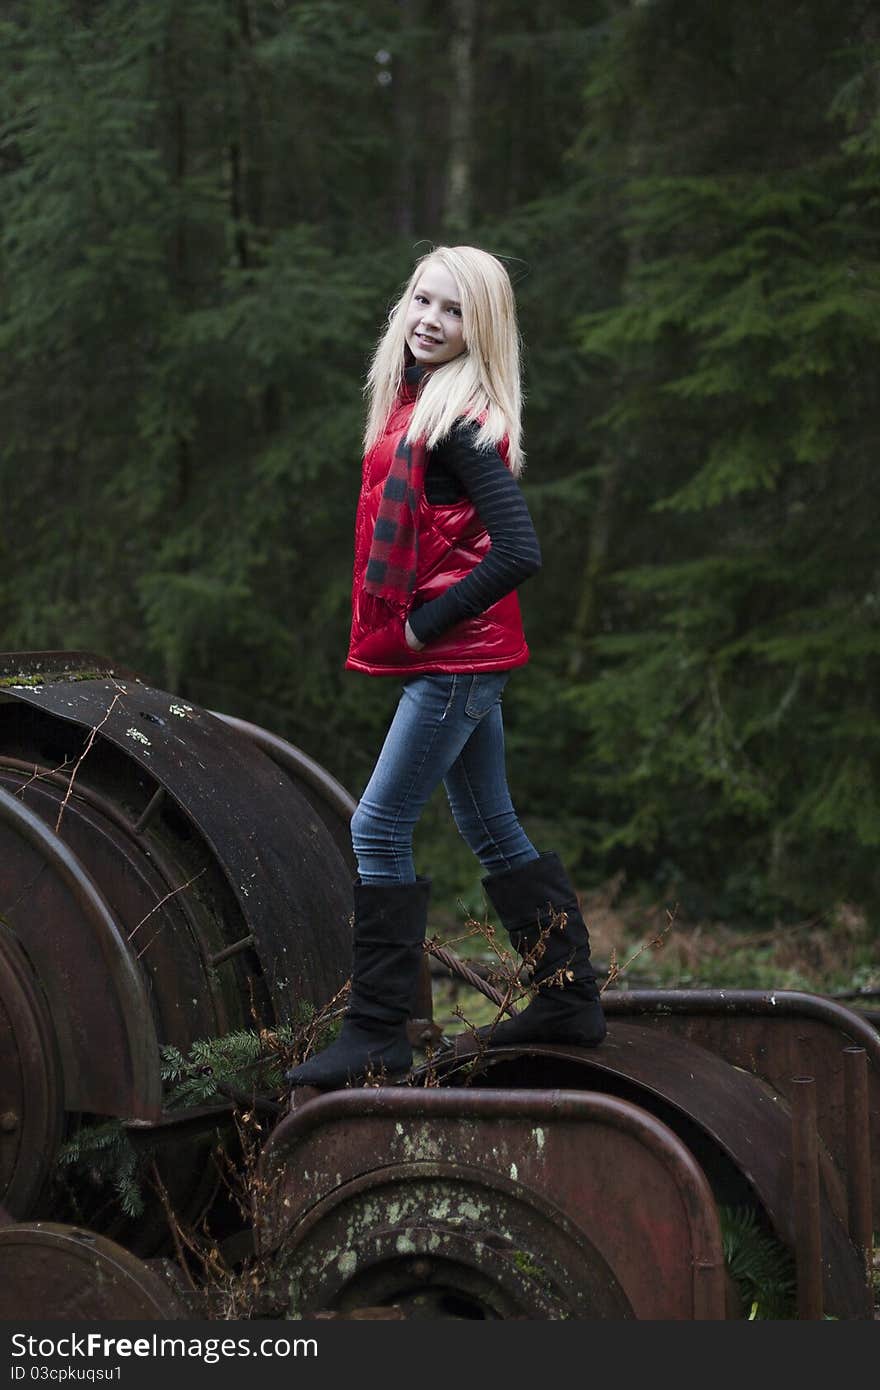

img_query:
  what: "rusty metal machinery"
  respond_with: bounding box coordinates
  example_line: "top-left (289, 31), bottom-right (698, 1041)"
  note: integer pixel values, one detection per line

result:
top-left (0, 1222), bottom-right (189, 1320)
top-left (255, 991), bottom-right (877, 1321)
top-left (0, 650), bottom-right (355, 1244)
top-left (1, 651), bottom-right (877, 1321)
top-left (259, 1088), bottom-right (728, 1319)
top-left (601, 989), bottom-right (880, 1250)
top-left (430, 993), bottom-right (878, 1320)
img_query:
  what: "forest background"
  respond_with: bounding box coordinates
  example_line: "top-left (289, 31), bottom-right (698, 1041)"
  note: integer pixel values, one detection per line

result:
top-left (1, 0), bottom-right (878, 987)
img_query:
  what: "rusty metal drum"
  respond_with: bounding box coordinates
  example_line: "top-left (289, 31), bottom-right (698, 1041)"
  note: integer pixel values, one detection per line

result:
top-left (0, 650), bottom-right (354, 1237)
top-left (258, 1088), bottom-right (727, 1319)
top-left (0, 1221), bottom-right (189, 1319)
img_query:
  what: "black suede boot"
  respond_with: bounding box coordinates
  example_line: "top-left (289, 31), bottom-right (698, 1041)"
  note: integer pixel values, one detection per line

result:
top-left (480, 852), bottom-right (606, 1048)
top-left (286, 877), bottom-right (430, 1090)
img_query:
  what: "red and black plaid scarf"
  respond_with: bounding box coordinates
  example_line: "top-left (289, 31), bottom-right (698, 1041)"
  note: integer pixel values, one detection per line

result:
top-left (363, 431), bottom-right (428, 617)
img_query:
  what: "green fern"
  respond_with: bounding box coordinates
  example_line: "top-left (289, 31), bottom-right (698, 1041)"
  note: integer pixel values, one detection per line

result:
top-left (720, 1205), bottom-right (797, 1319)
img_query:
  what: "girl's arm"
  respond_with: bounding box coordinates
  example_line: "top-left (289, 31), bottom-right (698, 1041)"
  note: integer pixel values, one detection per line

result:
top-left (406, 420), bottom-right (542, 646)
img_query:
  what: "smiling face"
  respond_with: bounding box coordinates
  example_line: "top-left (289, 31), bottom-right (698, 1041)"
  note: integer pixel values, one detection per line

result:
top-left (404, 261), bottom-right (466, 367)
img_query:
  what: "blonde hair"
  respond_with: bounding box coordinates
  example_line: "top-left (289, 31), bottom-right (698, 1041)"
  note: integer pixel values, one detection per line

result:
top-left (363, 245), bottom-right (525, 477)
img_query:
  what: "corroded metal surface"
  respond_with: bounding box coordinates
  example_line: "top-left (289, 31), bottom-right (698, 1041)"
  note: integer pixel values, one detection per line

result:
top-left (211, 711), bottom-right (358, 877)
top-left (0, 1222), bottom-right (188, 1319)
top-left (0, 651), bottom-right (140, 683)
top-left (791, 1076), bottom-right (824, 1319)
top-left (842, 1046), bottom-right (874, 1314)
top-left (0, 786), bottom-right (161, 1119)
top-left (0, 662), bottom-right (353, 1016)
top-left (0, 760), bottom-right (244, 1050)
top-left (259, 1088), bottom-right (726, 1320)
top-left (601, 989), bottom-right (880, 1232)
top-left (440, 1025), bottom-right (868, 1319)
top-left (2, 654), bottom-right (873, 1322)
top-left (0, 651), bottom-right (358, 1252)
top-left (0, 921), bottom-right (64, 1216)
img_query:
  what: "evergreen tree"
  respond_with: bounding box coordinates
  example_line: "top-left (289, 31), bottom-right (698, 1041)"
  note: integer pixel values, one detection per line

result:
top-left (2, 0), bottom-right (877, 927)
top-left (558, 1), bottom-right (880, 917)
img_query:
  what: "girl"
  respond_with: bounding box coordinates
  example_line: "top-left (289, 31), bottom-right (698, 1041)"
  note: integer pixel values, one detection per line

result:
top-left (287, 246), bottom-right (606, 1090)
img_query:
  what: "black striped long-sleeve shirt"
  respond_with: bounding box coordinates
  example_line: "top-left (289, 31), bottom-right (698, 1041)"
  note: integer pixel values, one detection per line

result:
top-left (406, 419), bottom-right (542, 646)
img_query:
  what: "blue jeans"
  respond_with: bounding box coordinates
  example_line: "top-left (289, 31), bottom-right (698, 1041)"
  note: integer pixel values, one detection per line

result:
top-left (351, 671), bottom-right (538, 884)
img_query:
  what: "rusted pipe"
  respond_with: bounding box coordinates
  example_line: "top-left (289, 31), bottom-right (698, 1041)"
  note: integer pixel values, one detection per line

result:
top-left (843, 1046), bottom-right (874, 1316)
top-left (791, 1075), bottom-right (823, 1319)
top-left (133, 784), bottom-right (165, 835)
top-left (602, 988), bottom-right (880, 1060)
top-left (208, 934), bottom-right (255, 967)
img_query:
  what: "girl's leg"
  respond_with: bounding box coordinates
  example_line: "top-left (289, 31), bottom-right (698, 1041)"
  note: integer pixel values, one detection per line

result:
top-left (443, 678), bottom-right (604, 1049)
top-left (292, 672), bottom-right (540, 1090)
top-left (442, 684), bottom-right (538, 874)
top-left (351, 673), bottom-right (520, 884)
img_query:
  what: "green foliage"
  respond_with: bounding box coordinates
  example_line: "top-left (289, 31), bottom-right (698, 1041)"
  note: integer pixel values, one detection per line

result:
top-left (55, 1119), bottom-right (146, 1219)
top-left (159, 1024), bottom-right (305, 1109)
top-left (720, 1205), bottom-right (797, 1320)
top-left (53, 1014), bottom-right (338, 1224)
top-left (552, 0), bottom-right (880, 920)
top-left (1, 0), bottom-right (879, 930)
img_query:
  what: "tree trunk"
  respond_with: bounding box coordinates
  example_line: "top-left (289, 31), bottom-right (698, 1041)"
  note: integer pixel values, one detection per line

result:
top-left (392, 0), bottom-right (426, 237)
top-left (444, 0), bottom-right (475, 235)
top-left (567, 444), bottom-right (625, 678)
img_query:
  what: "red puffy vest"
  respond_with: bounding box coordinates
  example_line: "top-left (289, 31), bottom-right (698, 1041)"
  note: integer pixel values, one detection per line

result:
top-left (345, 387), bottom-right (530, 676)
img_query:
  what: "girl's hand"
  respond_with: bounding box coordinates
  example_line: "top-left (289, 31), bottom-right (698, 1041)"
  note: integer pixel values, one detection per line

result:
top-left (405, 619), bottom-right (425, 651)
